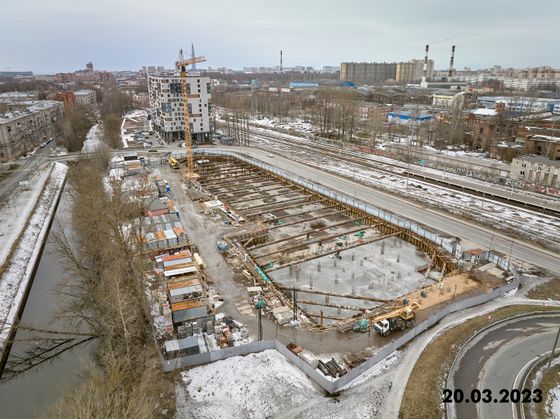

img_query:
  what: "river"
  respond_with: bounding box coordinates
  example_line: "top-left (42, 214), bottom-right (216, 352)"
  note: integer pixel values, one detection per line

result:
top-left (0, 187), bottom-right (96, 418)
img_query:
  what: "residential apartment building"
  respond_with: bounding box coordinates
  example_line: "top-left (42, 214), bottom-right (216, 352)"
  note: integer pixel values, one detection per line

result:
top-left (340, 62), bottom-right (397, 85)
top-left (74, 89), bottom-right (97, 106)
top-left (340, 59), bottom-right (433, 85)
top-left (510, 155), bottom-right (560, 188)
top-left (0, 101), bottom-right (64, 160)
top-left (395, 59), bottom-right (434, 83)
top-left (0, 91), bottom-right (39, 104)
top-left (147, 73), bottom-right (211, 142)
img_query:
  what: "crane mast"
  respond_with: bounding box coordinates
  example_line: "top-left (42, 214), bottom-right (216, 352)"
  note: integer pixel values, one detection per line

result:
top-left (176, 49), bottom-right (206, 182)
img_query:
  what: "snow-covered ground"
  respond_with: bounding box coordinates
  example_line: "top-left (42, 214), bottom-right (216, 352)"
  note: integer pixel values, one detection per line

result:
top-left (81, 124), bottom-right (106, 153)
top-left (0, 163), bottom-right (68, 354)
top-left (175, 348), bottom-right (401, 419)
top-left (0, 166), bottom-right (52, 268)
top-left (551, 385), bottom-right (560, 418)
top-left (121, 109), bottom-right (149, 148)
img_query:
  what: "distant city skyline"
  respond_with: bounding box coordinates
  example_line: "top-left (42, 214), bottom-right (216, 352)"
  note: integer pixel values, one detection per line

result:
top-left (2, 0), bottom-right (559, 74)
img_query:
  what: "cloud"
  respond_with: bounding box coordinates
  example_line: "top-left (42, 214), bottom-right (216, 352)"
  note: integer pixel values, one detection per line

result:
top-left (1, 0), bottom-right (558, 73)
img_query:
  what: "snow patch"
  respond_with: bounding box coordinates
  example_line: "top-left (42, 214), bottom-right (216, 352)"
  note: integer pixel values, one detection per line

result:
top-left (175, 349), bottom-right (321, 419)
top-left (0, 162), bottom-right (68, 353)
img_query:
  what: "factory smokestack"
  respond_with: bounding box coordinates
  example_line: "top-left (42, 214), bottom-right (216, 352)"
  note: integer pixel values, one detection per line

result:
top-left (448, 45), bottom-right (456, 79)
top-left (421, 44), bottom-right (429, 88)
top-left (191, 43), bottom-right (196, 70)
top-left (280, 50), bottom-right (283, 72)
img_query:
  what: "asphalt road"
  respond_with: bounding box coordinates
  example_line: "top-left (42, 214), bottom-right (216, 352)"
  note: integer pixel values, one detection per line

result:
top-left (448, 314), bottom-right (560, 419)
top-left (244, 125), bottom-right (560, 213)
top-left (227, 147), bottom-right (560, 275)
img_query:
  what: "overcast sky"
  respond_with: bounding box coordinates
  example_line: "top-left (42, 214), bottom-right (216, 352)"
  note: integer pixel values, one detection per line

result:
top-left (2, 0), bottom-right (559, 73)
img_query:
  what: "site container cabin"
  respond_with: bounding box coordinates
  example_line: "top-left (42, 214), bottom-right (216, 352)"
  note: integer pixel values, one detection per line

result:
top-left (171, 300), bottom-right (210, 324)
top-left (164, 335), bottom-right (199, 358)
top-left (167, 279), bottom-right (203, 303)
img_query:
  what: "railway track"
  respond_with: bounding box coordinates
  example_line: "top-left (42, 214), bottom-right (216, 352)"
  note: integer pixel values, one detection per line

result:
top-left (218, 122), bottom-right (560, 217)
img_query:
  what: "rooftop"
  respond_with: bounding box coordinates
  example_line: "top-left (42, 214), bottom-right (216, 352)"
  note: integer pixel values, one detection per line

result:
top-left (530, 134), bottom-right (560, 143)
top-left (472, 108), bottom-right (497, 116)
top-left (516, 155), bottom-right (560, 167)
top-left (0, 100), bottom-right (62, 123)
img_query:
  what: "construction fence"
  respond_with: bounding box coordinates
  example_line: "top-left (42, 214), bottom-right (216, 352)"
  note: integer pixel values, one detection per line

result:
top-left (166, 149), bottom-right (522, 393)
top-left (164, 261), bottom-right (519, 394)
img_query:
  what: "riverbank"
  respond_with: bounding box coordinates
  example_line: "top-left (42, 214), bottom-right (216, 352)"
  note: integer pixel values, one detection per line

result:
top-left (0, 162), bottom-right (68, 367)
top-left (0, 165), bottom-right (52, 268)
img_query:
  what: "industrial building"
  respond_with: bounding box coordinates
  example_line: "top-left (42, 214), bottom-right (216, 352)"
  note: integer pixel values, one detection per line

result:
top-left (387, 111), bottom-right (433, 125)
top-left (510, 155), bottom-right (560, 188)
top-left (0, 100), bottom-right (64, 161)
top-left (147, 73), bottom-right (212, 143)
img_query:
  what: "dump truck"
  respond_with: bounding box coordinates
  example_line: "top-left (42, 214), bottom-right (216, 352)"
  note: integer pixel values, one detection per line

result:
top-left (372, 303), bottom-right (419, 337)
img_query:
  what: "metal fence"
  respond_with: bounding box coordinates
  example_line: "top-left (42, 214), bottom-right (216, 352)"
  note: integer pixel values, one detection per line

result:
top-left (162, 340), bottom-right (277, 372)
top-left (166, 266), bottom-right (519, 394)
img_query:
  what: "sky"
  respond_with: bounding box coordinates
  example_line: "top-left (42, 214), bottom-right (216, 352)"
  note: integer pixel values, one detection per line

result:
top-left (2, 0), bottom-right (559, 74)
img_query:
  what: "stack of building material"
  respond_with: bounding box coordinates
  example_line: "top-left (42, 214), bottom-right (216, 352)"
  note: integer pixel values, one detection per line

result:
top-left (124, 159), bottom-right (144, 176)
top-left (272, 306), bottom-right (293, 325)
top-left (298, 350), bottom-right (319, 367)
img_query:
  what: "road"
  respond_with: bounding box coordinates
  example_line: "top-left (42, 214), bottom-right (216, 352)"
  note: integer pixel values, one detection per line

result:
top-left (448, 314), bottom-right (560, 419)
top-left (0, 142), bottom-right (54, 207)
top-left (49, 145), bottom-right (560, 274)
top-left (226, 123), bottom-right (560, 214)
top-left (223, 147), bottom-right (560, 275)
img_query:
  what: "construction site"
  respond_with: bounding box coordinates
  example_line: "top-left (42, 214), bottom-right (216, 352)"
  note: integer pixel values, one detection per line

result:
top-left (177, 155), bottom-right (509, 340)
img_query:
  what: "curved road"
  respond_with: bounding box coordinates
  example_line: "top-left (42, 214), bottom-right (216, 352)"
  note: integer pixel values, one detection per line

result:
top-left (448, 314), bottom-right (560, 419)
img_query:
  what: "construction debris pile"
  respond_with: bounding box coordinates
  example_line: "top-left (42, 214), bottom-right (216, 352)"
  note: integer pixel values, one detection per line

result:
top-left (288, 343), bottom-right (348, 379)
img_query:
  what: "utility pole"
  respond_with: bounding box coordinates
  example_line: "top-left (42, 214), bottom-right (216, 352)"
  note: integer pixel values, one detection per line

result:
top-left (292, 286), bottom-right (297, 321)
top-left (548, 326), bottom-right (560, 370)
top-left (507, 240), bottom-right (514, 271)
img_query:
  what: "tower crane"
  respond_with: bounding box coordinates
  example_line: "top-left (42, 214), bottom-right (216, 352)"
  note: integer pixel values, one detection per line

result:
top-left (176, 49), bottom-right (206, 182)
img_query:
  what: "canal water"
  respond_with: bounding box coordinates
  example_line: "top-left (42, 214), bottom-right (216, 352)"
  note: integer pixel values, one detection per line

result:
top-left (0, 187), bottom-right (96, 418)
